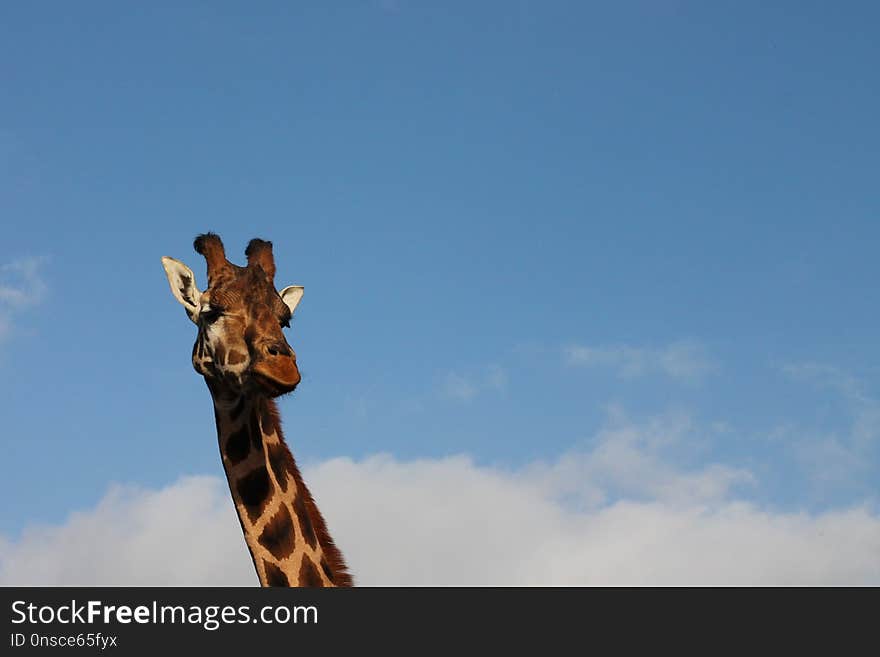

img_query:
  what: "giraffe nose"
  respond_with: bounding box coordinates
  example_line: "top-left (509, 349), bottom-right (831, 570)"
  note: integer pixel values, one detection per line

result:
top-left (253, 341), bottom-right (300, 395)
top-left (265, 342), bottom-right (292, 358)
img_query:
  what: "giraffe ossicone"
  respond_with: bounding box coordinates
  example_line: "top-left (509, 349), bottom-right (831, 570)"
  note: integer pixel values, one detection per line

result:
top-left (161, 233), bottom-right (352, 587)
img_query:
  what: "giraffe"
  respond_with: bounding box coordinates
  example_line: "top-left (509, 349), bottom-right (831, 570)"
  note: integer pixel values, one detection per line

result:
top-left (160, 233), bottom-right (352, 587)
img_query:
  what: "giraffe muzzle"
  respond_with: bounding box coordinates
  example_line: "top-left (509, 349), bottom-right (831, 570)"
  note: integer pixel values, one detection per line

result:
top-left (251, 356), bottom-right (301, 396)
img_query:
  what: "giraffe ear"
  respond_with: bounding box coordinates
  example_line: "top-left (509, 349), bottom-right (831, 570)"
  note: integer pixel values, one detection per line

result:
top-left (279, 285), bottom-right (304, 315)
top-left (161, 256), bottom-right (202, 324)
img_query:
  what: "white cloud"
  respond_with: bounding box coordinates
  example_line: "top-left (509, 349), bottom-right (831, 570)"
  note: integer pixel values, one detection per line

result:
top-left (2, 414), bottom-right (878, 586)
top-left (564, 340), bottom-right (716, 382)
top-left (522, 410), bottom-right (754, 509)
top-left (0, 477), bottom-right (254, 586)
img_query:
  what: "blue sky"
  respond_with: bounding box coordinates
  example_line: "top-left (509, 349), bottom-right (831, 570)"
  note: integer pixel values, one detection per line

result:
top-left (1, 2), bottom-right (879, 584)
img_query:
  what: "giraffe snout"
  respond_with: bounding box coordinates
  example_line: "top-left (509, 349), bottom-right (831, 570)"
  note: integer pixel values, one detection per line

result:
top-left (265, 341), bottom-right (293, 358)
top-left (251, 342), bottom-right (300, 395)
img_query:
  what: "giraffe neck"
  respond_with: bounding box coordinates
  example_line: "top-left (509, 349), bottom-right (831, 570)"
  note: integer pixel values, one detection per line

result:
top-left (209, 386), bottom-right (351, 587)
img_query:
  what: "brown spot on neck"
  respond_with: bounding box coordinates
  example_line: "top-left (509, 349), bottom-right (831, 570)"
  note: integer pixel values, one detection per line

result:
top-left (293, 493), bottom-right (317, 550)
top-left (264, 561), bottom-right (289, 587)
top-left (267, 442), bottom-right (292, 493)
top-left (299, 557), bottom-right (325, 588)
top-left (223, 426), bottom-right (250, 464)
top-left (258, 504), bottom-right (296, 560)
top-left (235, 466), bottom-right (271, 523)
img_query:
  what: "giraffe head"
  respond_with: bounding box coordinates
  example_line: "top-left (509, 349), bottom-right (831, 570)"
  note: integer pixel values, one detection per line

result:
top-left (161, 233), bottom-right (304, 398)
